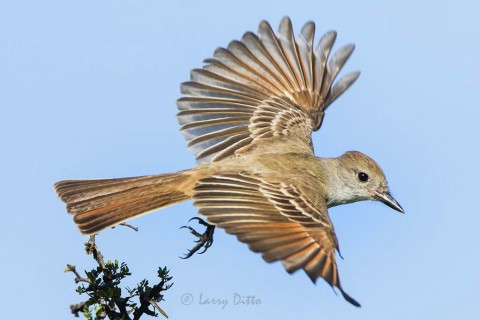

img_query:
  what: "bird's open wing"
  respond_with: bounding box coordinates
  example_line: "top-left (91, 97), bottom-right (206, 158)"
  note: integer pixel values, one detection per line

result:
top-left (177, 17), bottom-right (360, 164)
top-left (193, 173), bottom-right (360, 307)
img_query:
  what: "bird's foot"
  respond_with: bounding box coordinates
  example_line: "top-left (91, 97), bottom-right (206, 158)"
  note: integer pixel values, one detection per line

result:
top-left (180, 217), bottom-right (215, 259)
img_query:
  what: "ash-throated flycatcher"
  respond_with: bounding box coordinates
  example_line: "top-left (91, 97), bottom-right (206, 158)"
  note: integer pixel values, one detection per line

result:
top-left (55, 17), bottom-right (403, 307)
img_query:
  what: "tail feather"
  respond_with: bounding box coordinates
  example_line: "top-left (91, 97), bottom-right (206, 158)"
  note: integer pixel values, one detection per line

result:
top-left (64, 179), bottom-right (178, 215)
top-left (56, 174), bottom-right (183, 203)
top-left (54, 172), bottom-right (192, 234)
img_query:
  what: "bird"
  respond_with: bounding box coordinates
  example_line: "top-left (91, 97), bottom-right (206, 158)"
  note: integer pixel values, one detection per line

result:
top-left (54, 17), bottom-right (403, 307)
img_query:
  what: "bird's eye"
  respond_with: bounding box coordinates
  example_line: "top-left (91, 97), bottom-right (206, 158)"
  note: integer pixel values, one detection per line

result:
top-left (358, 172), bottom-right (369, 182)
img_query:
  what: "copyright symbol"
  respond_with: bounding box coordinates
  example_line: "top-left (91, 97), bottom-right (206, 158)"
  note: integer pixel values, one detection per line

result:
top-left (181, 293), bottom-right (194, 305)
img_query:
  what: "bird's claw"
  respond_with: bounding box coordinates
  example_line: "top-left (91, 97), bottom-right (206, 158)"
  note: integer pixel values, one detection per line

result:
top-left (180, 217), bottom-right (215, 259)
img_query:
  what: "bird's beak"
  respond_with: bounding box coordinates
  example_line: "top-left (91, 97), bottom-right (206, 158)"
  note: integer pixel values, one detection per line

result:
top-left (375, 191), bottom-right (404, 213)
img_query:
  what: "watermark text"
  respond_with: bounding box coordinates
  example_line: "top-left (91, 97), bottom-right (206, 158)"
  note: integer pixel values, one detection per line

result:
top-left (181, 292), bottom-right (262, 309)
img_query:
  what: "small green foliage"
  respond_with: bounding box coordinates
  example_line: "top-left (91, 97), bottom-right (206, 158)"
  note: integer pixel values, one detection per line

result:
top-left (67, 236), bottom-right (172, 319)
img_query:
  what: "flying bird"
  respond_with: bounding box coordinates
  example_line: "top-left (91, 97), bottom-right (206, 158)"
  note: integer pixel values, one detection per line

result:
top-left (54, 17), bottom-right (403, 307)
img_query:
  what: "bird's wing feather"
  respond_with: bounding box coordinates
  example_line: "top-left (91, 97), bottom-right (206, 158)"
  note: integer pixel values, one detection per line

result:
top-left (193, 173), bottom-right (360, 307)
top-left (178, 17), bottom-right (360, 164)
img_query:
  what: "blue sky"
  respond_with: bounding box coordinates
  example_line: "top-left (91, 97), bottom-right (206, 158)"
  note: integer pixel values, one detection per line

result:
top-left (1, 1), bottom-right (479, 319)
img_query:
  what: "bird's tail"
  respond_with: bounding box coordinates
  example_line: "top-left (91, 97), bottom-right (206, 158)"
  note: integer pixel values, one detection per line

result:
top-left (54, 171), bottom-right (193, 234)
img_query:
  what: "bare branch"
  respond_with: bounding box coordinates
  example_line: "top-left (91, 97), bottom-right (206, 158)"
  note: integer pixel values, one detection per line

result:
top-left (86, 235), bottom-right (106, 270)
top-left (65, 264), bottom-right (92, 284)
top-left (117, 222), bottom-right (139, 232)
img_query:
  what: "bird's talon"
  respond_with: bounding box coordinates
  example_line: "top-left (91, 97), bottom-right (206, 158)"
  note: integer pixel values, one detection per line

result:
top-left (180, 217), bottom-right (215, 259)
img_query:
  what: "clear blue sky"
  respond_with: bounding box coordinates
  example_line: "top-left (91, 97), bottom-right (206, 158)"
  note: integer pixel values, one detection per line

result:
top-left (1, 1), bottom-right (479, 319)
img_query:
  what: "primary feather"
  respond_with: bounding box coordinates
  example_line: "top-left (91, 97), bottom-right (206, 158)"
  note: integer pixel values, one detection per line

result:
top-left (177, 17), bottom-right (360, 164)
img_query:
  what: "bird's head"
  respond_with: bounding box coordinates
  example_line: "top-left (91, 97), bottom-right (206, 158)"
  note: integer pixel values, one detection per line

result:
top-left (333, 151), bottom-right (404, 213)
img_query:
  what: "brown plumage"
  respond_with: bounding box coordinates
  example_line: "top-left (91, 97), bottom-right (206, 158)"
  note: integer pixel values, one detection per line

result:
top-left (55, 173), bottom-right (192, 234)
top-left (55, 17), bottom-right (404, 307)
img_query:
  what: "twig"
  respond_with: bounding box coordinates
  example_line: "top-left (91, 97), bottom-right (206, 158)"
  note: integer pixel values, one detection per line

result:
top-left (65, 264), bottom-right (91, 284)
top-left (87, 235), bottom-right (106, 270)
top-left (117, 222), bottom-right (139, 232)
